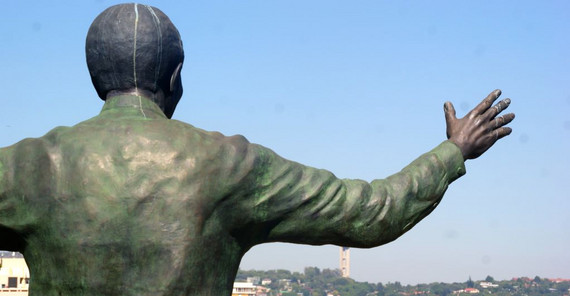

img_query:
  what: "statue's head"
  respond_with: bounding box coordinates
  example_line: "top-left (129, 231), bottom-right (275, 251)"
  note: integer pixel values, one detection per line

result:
top-left (86, 3), bottom-right (184, 118)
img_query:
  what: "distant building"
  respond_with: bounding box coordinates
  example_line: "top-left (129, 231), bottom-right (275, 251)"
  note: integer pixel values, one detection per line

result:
top-left (247, 276), bottom-right (260, 285)
top-left (278, 278), bottom-right (292, 287)
top-left (479, 282), bottom-right (499, 288)
top-left (0, 252), bottom-right (24, 259)
top-left (232, 282), bottom-right (257, 296)
top-left (548, 278), bottom-right (570, 283)
top-left (256, 285), bottom-right (270, 296)
top-left (0, 255), bottom-right (29, 296)
top-left (453, 288), bottom-right (480, 294)
top-left (339, 247), bottom-right (350, 278)
top-left (261, 278), bottom-right (272, 286)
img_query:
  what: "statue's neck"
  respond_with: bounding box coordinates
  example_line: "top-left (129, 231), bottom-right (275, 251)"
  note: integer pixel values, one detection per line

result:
top-left (106, 89), bottom-right (167, 113)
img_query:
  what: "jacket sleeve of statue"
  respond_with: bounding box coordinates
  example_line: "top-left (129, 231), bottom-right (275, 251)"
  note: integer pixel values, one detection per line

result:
top-left (232, 140), bottom-right (466, 248)
top-left (0, 139), bottom-right (50, 251)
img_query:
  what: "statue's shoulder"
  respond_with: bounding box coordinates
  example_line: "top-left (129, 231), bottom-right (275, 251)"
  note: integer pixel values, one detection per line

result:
top-left (30, 125), bottom-right (74, 151)
top-left (3, 127), bottom-right (66, 154)
top-left (169, 118), bottom-right (251, 147)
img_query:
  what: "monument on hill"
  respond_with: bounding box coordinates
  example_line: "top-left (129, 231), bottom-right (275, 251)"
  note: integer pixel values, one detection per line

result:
top-left (0, 3), bottom-right (514, 296)
top-left (340, 247), bottom-right (351, 278)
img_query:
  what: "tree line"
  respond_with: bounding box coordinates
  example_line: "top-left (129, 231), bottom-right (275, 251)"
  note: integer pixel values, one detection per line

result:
top-left (237, 268), bottom-right (570, 296)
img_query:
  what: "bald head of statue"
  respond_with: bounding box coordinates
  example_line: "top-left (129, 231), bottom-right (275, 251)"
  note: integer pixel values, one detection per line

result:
top-left (86, 3), bottom-right (184, 118)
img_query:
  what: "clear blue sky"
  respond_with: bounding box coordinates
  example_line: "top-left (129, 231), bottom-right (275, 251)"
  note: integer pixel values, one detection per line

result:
top-left (1, 0), bottom-right (569, 285)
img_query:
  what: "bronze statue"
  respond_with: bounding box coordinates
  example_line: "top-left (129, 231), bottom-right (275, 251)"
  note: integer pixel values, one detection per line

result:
top-left (0, 3), bottom-right (514, 296)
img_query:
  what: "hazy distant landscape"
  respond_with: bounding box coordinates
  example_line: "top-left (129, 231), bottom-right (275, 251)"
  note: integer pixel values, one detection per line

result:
top-left (237, 268), bottom-right (570, 296)
top-left (2, 252), bottom-right (568, 296)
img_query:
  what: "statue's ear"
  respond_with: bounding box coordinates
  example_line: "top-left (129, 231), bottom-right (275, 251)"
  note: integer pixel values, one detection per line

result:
top-left (170, 63), bottom-right (183, 92)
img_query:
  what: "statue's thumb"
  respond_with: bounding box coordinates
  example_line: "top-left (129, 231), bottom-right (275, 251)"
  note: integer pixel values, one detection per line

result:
top-left (444, 101), bottom-right (457, 121)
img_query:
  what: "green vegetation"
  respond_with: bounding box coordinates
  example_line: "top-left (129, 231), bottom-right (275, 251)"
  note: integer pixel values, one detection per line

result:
top-left (236, 269), bottom-right (570, 296)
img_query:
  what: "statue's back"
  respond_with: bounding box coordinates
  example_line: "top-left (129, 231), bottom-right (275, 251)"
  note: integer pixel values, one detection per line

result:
top-left (16, 96), bottom-right (250, 295)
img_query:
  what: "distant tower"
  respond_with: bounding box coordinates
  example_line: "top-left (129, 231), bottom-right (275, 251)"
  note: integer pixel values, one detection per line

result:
top-left (339, 247), bottom-right (350, 278)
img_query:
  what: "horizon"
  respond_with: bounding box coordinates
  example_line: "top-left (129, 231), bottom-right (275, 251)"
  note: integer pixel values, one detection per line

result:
top-left (236, 266), bottom-right (570, 285)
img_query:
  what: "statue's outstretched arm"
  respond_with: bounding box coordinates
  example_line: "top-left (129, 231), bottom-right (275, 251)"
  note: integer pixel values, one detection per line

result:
top-left (230, 139), bottom-right (464, 248)
top-left (228, 89), bottom-right (513, 249)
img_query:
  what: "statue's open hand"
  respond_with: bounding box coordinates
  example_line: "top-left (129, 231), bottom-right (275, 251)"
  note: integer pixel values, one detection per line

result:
top-left (444, 89), bottom-right (515, 160)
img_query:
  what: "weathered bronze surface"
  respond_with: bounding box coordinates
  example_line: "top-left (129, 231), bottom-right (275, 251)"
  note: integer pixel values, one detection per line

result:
top-left (0, 3), bottom-right (513, 296)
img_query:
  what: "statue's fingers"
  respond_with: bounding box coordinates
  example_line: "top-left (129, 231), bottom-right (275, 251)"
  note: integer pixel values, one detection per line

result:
top-left (490, 113), bottom-right (514, 133)
top-left (495, 126), bottom-right (513, 140)
top-left (494, 113), bottom-right (514, 127)
top-left (474, 89), bottom-right (501, 115)
top-left (486, 98), bottom-right (512, 120)
top-left (493, 117), bottom-right (503, 129)
top-left (501, 112), bottom-right (515, 125)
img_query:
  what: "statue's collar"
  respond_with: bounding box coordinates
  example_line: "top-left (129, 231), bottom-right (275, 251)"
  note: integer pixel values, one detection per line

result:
top-left (101, 94), bottom-right (168, 119)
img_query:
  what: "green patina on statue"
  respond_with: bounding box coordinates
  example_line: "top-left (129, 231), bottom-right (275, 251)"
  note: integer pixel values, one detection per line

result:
top-left (0, 3), bottom-right (514, 296)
